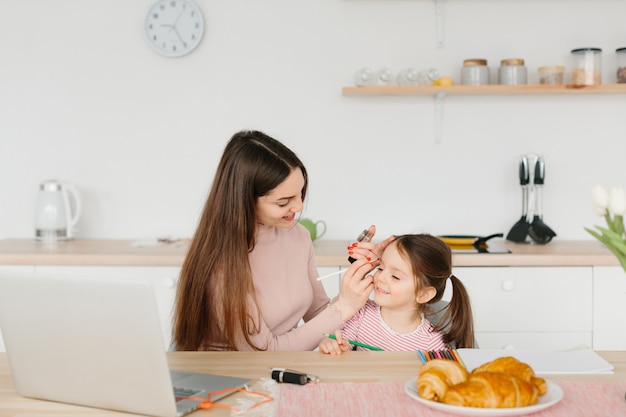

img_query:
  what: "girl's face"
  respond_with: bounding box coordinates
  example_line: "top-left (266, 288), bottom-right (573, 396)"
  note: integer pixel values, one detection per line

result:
top-left (255, 168), bottom-right (305, 228)
top-left (373, 243), bottom-right (419, 311)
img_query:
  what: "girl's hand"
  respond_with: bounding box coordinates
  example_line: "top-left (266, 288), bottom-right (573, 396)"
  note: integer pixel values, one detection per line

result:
top-left (319, 330), bottom-right (351, 355)
top-left (331, 258), bottom-right (376, 322)
top-left (348, 225), bottom-right (396, 262)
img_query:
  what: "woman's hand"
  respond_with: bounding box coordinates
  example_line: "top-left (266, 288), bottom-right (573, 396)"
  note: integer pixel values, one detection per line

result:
top-left (347, 225), bottom-right (396, 262)
top-left (319, 330), bottom-right (351, 355)
top-left (331, 257), bottom-right (377, 322)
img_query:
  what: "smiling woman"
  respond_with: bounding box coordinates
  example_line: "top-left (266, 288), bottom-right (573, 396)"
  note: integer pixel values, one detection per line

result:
top-left (172, 130), bottom-right (382, 352)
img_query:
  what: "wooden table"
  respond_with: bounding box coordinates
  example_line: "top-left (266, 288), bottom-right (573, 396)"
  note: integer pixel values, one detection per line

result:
top-left (1, 351), bottom-right (625, 416)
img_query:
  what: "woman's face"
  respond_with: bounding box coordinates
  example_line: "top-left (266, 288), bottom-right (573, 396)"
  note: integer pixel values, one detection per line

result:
top-left (255, 168), bottom-right (305, 228)
top-left (372, 243), bottom-right (418, 310)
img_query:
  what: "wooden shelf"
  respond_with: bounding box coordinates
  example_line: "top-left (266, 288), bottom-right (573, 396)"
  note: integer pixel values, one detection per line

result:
top-left (342, 84), bottom-right (626, 96)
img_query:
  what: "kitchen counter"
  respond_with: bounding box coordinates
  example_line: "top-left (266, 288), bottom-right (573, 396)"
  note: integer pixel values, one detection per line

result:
top-left (0, 238), bottom-right (620, 267)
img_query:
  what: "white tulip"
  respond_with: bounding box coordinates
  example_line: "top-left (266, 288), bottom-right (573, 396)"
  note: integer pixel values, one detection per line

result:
top-left (591, 185), bottom-right (609, 216)
top-left (609, 187), bottom-right (626, 216)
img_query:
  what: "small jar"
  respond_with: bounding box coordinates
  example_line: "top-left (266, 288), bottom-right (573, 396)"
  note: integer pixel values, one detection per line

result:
top-left (571, 48), bottom-right (602, 85)
top-left (461, 59), bottom-right (489, 85)
top-left (498, 59), bottom-right (527, 85)
top-left (538, 66), bottom-right (565, 85)
top-left (398, 67), bottom-right (440, 86)
top-left (354, 68), bottom-right (374, 87)
top-left (417, 68), bottom-right (440, 86)
top-left (616, 48), bottom-right (626, 84)
top-left (374, 68), bottom-right (393, 86)
top-left (397, 68), bottom-right (419, 86)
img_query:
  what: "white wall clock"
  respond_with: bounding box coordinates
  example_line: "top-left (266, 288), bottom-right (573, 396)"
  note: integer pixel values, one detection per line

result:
top-left (145, 0), bottom-right (205, 58)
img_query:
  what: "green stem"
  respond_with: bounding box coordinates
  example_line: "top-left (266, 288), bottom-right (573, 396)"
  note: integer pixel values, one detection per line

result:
top-left (585, 226), bottom-right (626, 272)
top-left (613, 215), bottom-right (624, 236)
top-left (596, 226), bottom-right (626, 253)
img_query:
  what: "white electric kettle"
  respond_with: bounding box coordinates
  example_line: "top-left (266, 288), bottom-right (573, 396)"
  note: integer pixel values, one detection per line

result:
top-left (34, 180), bottom-right (82, 242)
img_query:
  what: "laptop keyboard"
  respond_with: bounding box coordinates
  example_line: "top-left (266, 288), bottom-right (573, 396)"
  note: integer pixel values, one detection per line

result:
top-left (174, 387), bottom-right (203, 398)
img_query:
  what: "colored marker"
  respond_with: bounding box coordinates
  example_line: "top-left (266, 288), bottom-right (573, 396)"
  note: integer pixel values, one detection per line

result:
top-left (323, 333), bottom-right (383, 351)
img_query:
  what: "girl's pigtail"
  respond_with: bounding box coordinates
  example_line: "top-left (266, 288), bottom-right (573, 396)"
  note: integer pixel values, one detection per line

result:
top-left (442, 275), bottom-right (475, 348)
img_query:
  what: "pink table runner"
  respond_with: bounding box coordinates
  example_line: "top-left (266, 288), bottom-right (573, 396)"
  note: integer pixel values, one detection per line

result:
top-left (277, 381), bottom-right (626, 417)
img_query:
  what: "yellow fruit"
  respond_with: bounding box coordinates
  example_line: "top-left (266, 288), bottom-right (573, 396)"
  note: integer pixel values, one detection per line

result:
top-left (434, 76), bottom-right (454, 86)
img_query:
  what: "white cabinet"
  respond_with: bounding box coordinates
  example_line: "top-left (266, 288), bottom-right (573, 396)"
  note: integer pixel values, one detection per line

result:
top-left (0, 265), bottom-right (35, 272)
top-left (34, 266), bottom-right (181, 350)
top-left (593, 266), bottom-right (626, 350)
top-left (452, 266), bottom-right (593, 350)
top-left (0, 265), bottom-right (36, 352)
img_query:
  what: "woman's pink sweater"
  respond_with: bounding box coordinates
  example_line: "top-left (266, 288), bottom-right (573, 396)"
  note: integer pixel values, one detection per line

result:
top-left (235, 223), bottom-right (344, 351)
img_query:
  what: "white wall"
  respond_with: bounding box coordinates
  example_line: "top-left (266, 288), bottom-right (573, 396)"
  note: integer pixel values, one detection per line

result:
top-left (1, 0), bottom-right (625, 242)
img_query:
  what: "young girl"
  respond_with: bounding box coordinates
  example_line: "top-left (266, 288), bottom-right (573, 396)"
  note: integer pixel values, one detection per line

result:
top-left (319, 234), bottom-right (475, 354)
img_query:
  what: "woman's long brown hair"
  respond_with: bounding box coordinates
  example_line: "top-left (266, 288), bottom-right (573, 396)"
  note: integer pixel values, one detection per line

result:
top-left (173, 130), bottom-right (308, 351)
top-left (394, 234), bottom-right (475, 348)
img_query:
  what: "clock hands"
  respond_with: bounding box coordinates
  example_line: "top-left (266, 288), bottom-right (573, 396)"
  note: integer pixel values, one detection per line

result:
top-left (171, 26), bottom-right (185, 45)
top-left (160, 23), bottom-right (185, 45)
top-left (159, 6), bottom-right (187, 45)
top-left (171, 8), bottom-right (186, 28)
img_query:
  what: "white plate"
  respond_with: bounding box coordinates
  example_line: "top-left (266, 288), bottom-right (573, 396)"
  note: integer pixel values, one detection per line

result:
top-left (404, 377), bottom-right (563, 417)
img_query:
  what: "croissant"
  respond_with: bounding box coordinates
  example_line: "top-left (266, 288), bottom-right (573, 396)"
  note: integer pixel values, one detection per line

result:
top-left (442, 371), bottom-right (539, 408)
top-left (473, 356), bottom-right (547, 395)
top-left (416, 359), bottom-right (469, 401)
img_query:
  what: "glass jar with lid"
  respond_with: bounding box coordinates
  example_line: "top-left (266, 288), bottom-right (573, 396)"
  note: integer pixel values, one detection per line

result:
top-left (571, 48), bottom-right (602, 85)
top-left (537, 66), bottom-right (565, 85)
top-left (461, 59), bottom-right (489, 85)
top-left (498, 59), bottom-right (527, 85)
top-left (616, 48), bottom-right (626, 84)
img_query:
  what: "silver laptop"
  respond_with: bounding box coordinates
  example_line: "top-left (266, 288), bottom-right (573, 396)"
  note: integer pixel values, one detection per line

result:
top-left (0, 270), bottom-right (250, 417)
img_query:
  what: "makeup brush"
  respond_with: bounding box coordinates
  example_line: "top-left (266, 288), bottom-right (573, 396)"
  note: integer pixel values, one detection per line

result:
top-left (316, 268), bottom-right (347, 281)
top-left (316, 258), bottom-right (380, 281)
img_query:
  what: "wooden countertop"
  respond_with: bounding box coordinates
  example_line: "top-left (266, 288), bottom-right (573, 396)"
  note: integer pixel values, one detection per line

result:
top-left (0, 351), bottom-right (624, 416)
top-left (0, 238), bottom-right (620, 267)
top-left (0, 239), bottom-right (189, 266)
